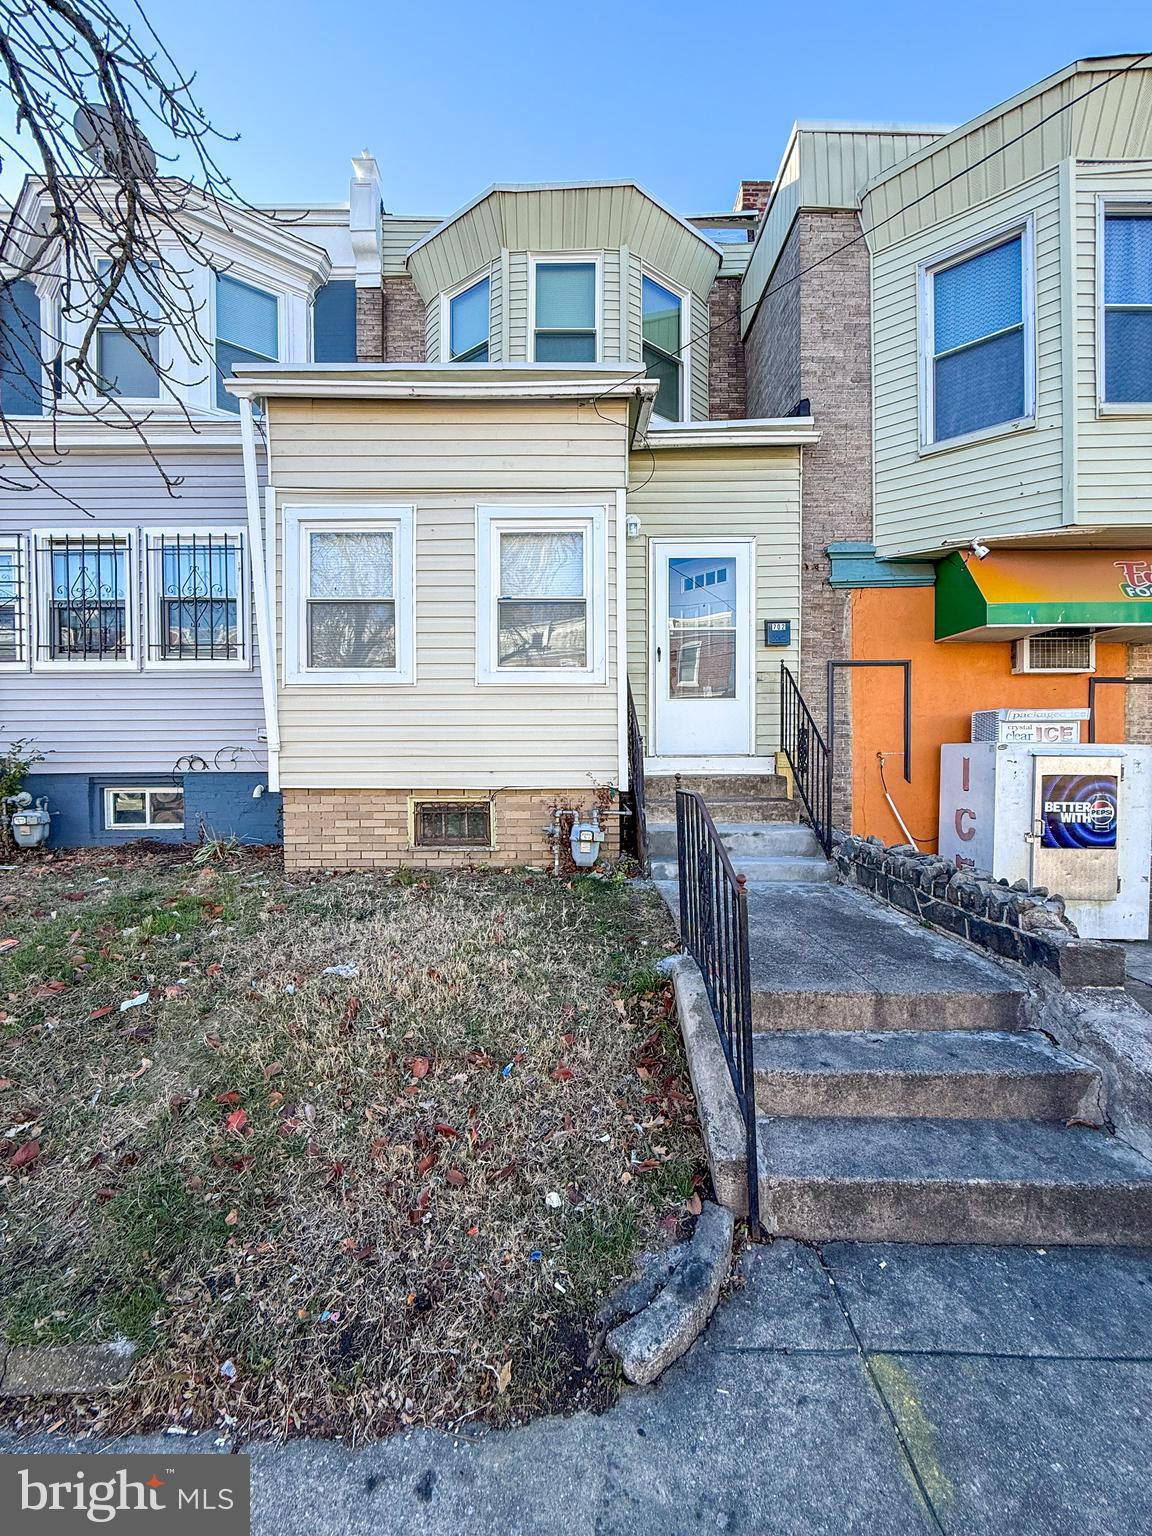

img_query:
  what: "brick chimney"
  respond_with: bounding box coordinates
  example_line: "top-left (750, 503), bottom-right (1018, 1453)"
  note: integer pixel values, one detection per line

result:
top-left (734, 180), bottom-right (773, 214)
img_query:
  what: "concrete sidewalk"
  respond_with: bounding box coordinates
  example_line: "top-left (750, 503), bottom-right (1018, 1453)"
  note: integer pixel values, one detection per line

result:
top-left (4, 1240), bottom-right (1150, 1535)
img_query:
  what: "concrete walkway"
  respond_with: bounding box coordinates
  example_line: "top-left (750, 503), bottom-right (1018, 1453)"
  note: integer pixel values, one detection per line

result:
top-left (5, 1240), bottom-right (1150, 1535)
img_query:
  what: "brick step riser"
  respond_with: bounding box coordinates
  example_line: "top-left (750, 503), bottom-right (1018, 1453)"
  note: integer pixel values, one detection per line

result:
top-left (751, 994), bottom-right (1027, 1033)
top-left (757, 1180), bottom-right (1152, 1245)
top-left (754, 1067), bottom-right (1101, 1121)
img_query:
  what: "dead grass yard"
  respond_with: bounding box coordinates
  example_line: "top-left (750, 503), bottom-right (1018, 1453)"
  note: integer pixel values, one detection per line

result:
top-left (0, 846), bottom-right (704, 1441)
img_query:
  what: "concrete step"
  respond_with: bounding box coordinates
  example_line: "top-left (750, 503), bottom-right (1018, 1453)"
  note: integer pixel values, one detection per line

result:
top-left (650, 854), bottom-right (834, 885)
top-left (753, 1030), bottom-right (1102, 1121)
top-left (757, 1117), bottom-right (1152, 1244)
top-left (646, 773), bottom-right (790, 799)
top-left (750, 984), bottom-right (1027, 1034)
top-left (647, 797), bottom-right (801, 824)
top-left (647, 823), bottom-right (822, 859)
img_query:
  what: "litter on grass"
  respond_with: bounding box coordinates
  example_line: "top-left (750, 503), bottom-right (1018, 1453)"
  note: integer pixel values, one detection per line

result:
top-left (321, 964), bottom-right (360, 979)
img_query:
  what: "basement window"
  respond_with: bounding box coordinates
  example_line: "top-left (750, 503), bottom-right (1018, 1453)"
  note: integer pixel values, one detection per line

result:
top-left (414, 800), bottom-right (492, 849)
top-left (104, 785), bottom-right (186, 830)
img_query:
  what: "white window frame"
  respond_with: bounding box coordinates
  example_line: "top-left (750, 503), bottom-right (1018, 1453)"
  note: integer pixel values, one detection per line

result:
top-left (641, 268), bottom-right (690, 423)
top-left (917, 216), bottom-right (1036, 452)
top-left (212, 268), bottom-right (282, 415)
top-left (142, 527), bottom-right (250, 672)
top-left (103, 784), bottom-right (186, 832)
top-left (1096, 194), bottom-right (1152, 416)
top-left (32, 528), bottom-right (138, 672)
top-left (0, 533), bottom-right (30, 670)
top-left (439, 271), bottom-right (493, 363)
top-left (282, 504), bottom-right (415, 686)
top-left (475, 503), bottom-right (607, 686)
top-left (86, 260), bottom-right (166, 406)
top-left (528, 254), bottom-right (602, 364)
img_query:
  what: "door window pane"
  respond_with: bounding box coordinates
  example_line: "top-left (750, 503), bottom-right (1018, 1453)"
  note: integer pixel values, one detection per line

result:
top-left (667, 556), bottom-right (736, 698)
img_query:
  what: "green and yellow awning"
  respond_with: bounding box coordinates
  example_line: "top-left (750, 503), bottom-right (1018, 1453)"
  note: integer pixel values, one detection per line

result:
top-left (936, 549), bottom-right (1152, 641)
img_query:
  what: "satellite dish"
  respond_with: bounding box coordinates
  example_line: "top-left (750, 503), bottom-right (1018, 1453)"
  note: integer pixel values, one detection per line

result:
top-left (74, 104), bottom-right (157, 177)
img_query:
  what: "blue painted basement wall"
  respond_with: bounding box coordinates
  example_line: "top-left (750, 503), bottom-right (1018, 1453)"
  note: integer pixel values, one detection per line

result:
top-left (23, 773), bottom-right (283, 849)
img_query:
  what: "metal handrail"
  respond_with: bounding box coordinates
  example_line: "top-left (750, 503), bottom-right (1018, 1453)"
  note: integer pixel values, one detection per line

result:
top-left (624, 681), bottom-right (649, 873)
top-left (780, 663), bottom-right (834, 857)
top-left (675, 787), bottom-right (760, 1233)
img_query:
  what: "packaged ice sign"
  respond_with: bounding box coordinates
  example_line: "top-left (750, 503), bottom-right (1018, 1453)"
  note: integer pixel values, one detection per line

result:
top-left (1040, 774), bottom-right (1118, 851)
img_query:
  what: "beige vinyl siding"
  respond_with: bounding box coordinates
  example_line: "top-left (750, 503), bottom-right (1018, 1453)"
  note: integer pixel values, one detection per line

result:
top-left (1073, 162), bottom-right (1152, 525)
top-left (742, 128), bottom-right (945, 336)
top-left (871, 169), bottom-right (1066, 558)
top-left (862, 59), bottom-right (1152, 253)
top-left (267, 398), bottom-right (628, 790)
top-left (626, 446), bottom-right (802, 756)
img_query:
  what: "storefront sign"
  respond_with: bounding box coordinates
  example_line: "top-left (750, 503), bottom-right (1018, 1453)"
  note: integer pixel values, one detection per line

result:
top-left (1041, 774), bottom-right (1118, 851)
top-left (1114, 560), bottom-right (1152, 599)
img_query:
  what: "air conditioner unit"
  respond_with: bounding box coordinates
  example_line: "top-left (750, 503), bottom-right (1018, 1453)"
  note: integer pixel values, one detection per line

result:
top-left (1011, 629), bottom-right (1096, 675)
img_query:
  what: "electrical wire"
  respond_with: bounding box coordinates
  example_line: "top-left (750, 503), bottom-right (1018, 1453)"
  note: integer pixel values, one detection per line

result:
top-left (586, 52), bottom-right (1152, 412)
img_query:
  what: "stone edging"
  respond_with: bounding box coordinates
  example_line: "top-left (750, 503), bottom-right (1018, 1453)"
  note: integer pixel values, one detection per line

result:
top-left (0, 1340), bottom-right (136, 1396)
top-left (834, 835), bottom-right (1125, 988)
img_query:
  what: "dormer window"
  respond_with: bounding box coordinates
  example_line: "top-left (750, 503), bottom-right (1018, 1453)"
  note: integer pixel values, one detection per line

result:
top-left (643, 276), bottom-right (684, 421)
top-left (215, 273), bottom-right (278, 413)
top-left (447, 276), bottom-right (490, 362)
top-left (94, 261), bottom-right (161, 399)
top-left (532, 259), bottom-right (597, 362)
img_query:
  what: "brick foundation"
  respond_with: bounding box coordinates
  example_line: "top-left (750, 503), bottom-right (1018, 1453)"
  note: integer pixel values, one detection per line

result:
top-left (282, 788), bottom-right (622, 871)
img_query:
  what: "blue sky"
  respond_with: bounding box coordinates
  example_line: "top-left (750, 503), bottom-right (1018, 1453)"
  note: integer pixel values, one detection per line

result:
top-left (1, 0), bottom-right (1149, 212)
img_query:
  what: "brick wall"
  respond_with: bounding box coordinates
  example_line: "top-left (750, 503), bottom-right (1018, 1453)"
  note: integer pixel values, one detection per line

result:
top-left (355, 288), bottom-right (383, 362)
top-left (735, 181), bottom-right (774, 213)
top-left (743, 209), bottom-right (874, 824)
top-left (382, 276), bottom-right (426, 362)
top-left (1126, 644), bottom-right (1152, 743)
top-left (282, 788), bottom-right (621, 871)
top-left (707, 277), bottom-right (748, 420)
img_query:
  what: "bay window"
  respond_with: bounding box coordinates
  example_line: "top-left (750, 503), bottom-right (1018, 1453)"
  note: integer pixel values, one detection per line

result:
top-left (920, 224), bottom-right (1034, 447)
top-left (215, 273), bottom-right (278, 412)
top-left (643, 276), bottom-right (684, 420)
top-left (447, 276), bottom-right (491, 362)
top-left (1101, 208), bottom-right (1152, 405)
top-left (532, 260), bottom-right (597, 362)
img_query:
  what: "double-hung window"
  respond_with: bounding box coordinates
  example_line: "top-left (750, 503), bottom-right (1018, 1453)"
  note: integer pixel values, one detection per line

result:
top-left (36, 532), bottom-right (133, 665)
top-left (643, 276), bottom-right (685, 421)
top-left (145, 531), bottom-right (245, 665)
top-left (215, 273), bottom-right (278, 412)
top-left (94, 260), bottom-right (162, 399)
top-left (920, 224), bottom-right (1034, 447)
top-left (446, 276), bottom-right (490, 362)
top-left (1101, 207), bottom-right (1152, 406)
top-left (532, 260), bottom-right (597, 362)
top-left (477, 506), bottom-right (606, 684)
top-left (284, 507), bottom-right (414, 684)
top-left (0, 535), bottom-right (27, 665)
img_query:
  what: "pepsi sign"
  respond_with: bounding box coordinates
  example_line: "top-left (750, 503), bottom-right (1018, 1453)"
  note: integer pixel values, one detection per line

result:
top-left (1040, 774), bottom-right (1118, 851)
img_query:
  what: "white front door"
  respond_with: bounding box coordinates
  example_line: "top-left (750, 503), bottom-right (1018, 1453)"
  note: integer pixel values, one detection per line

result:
top-left (650, 539), bottom-right (754, 758)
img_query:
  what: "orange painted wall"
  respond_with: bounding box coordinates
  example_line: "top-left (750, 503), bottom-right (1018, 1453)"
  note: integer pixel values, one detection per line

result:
top-left (849, 587), bottom-right (1128, 849)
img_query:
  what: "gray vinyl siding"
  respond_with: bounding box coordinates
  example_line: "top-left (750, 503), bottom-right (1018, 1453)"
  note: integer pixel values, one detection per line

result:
top-left (1, 450), bottom-right (268, 773)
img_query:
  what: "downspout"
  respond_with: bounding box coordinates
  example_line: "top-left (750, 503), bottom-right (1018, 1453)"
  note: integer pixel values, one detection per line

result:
top-left (615, 486), bottom-right (629, 791)
top-left (239, 395), bottom-right (281, 792)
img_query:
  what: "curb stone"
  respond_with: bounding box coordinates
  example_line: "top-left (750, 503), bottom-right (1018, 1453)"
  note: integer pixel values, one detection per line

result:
top-left (605, 1202), bottom-right (734, 1386)
top-left (0, 1341), bottom-right (136, 1397)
